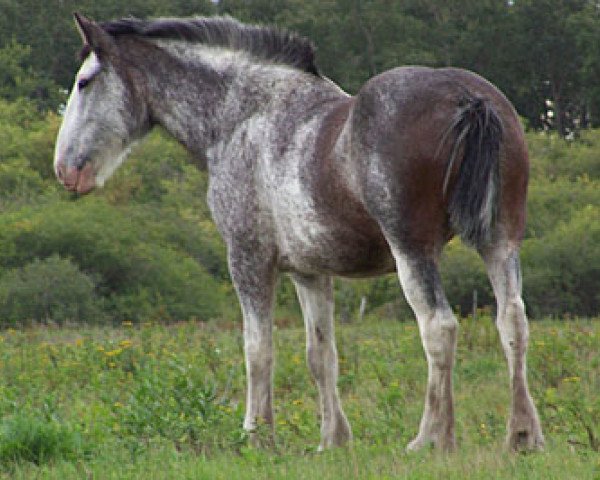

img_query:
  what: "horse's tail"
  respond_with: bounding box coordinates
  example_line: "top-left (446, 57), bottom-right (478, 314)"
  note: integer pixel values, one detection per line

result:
top-left (443, 96), bottom-right (503, 248)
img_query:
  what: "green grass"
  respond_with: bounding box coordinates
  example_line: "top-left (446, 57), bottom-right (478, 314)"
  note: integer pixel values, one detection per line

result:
top-left (0, 316), bottom-right (598, 479)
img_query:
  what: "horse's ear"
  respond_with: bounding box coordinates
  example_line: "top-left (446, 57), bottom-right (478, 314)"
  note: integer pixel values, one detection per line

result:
top-left (73, 12), bottom-right (115, 57)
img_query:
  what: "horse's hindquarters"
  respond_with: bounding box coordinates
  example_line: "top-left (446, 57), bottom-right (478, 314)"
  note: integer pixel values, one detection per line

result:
top-left (350, 66), bottom-right (528, 252)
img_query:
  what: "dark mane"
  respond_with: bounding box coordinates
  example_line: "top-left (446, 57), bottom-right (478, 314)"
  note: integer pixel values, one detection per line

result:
top-left (97, 16), bottom-right (320, 76)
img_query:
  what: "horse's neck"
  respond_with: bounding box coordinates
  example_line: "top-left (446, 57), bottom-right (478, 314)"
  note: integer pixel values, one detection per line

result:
top-left (144, 43), bottom-right (345, 168)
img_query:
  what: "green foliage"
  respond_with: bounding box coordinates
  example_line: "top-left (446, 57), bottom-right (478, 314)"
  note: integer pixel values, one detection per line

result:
top-left (0, 199), bottom-right (229, 323)
top-left (0, 0), bottom-right (216, 100)
top-left (0, 319), bottom-right (598, 477)
top-left (526, 177), bottom-right (598, 239)
top-left (115, 356), bottom-right (245, 452)
top-left (527, 130), bottom-right (600, 181)
top-left (0, 255), bottom-right (105, 327)
top-left (522, 206), bottom-right (600, 318)
top-left (0, 100), bottom-right (231, 325)
top-left (1, 0), bottom-right (600, 133)
top-left (218, 0), bottom-right (600, 133)
top-left (0, 414), bottom-right (84, 467)
top-left (440, 240), bottom-right (492, 317)
top-left (0, 159), bottom-right (46, 204)
top-left (0, 39), bottom-right (64, 111)
top-left (0, 98), bottom-right (61, 180)
top-left (529, 322), bottom-right (600, 451)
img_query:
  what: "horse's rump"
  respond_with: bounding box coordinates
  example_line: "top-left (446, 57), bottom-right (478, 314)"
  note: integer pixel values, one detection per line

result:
top-left (349, 66), bottom-right (527, 252)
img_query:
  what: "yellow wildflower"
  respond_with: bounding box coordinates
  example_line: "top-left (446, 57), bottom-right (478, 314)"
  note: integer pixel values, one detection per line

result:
top-left (105, 348), bottom-right (123, 357)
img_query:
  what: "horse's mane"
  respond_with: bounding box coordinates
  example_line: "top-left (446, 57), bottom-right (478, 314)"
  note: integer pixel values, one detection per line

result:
top-left (96, 16), bottom-right (320, 76)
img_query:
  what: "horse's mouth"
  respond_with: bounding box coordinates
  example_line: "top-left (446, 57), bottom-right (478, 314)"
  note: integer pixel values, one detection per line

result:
top-left (61, 162), bottom-right (96, 195)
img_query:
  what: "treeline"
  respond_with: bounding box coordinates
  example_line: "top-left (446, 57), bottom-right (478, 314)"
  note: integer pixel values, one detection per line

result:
top-left (0, 1), bottom-right (598, 326)
top-left (2, 1), bottom-right (600, 135)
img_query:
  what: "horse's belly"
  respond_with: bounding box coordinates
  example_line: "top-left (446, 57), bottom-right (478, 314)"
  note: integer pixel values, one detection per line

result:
top-left (277, 218), bottom-right (395, 277)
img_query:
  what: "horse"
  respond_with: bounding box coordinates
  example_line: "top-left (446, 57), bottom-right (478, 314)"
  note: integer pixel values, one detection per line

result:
top-left (54, 13), bottom-right (544, 452)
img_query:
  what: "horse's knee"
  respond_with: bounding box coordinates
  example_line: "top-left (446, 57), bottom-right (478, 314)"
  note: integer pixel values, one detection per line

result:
top-left (421, 312), bottom-right (458, 368)
top-left (505, 295), bottom-right (525, 320)
top-left (307, 340), bottom-right (337, 383)
top-left (499, 296), bottom-right (529, 351)
top-left (307, 344), bottom-right (325, 380)
top-left (244, 338), bottom-right (273, 383)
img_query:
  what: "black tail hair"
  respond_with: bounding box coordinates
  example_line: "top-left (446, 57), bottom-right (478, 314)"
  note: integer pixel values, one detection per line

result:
top-left (443, 96), bottom-right (503, 248)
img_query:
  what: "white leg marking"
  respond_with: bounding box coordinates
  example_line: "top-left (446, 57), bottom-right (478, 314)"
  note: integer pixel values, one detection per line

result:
top-left (392, 249), bottom-right (458, 452)
top-left (227, 251), bottom-right (277, 445)
top-left (241, 307), bottom-right (274, 434)
top-left (292, 274), bottom-right (352, 450)
top-left (483, 246), bottom-right (544, 451)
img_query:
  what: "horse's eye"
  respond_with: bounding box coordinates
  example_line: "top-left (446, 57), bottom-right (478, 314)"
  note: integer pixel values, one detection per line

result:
top-left (77, 78), bottom-right (90, 91)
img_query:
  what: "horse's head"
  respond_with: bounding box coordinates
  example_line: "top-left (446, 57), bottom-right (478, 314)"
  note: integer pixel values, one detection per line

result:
top-left (54, 14), bottom-right (150, 194)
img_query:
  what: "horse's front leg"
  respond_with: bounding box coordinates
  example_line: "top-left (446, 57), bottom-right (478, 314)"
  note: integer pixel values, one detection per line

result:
top-left (291, 274), bottom-right (352, 450)
top-left (228, 246), bottom-right (278, 445)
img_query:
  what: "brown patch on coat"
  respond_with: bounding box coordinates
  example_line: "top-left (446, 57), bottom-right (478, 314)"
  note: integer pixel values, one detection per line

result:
top-left (308, 98), bottom-right (395, 276)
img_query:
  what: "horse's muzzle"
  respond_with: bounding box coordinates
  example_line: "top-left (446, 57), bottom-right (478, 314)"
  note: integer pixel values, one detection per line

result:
top-left (55, 160), bottom-right (96, 194)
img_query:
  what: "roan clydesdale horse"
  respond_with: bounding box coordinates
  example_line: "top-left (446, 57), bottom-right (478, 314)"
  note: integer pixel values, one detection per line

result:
top-left (54, 14), bottom-right (544, 452)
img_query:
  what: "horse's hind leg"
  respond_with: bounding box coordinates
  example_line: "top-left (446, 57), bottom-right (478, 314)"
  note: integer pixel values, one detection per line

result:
top-left (480, 243), bottom-right (544, 451)
top-left (291, 273), bottom-right (352, 450)
top-left (391, 249), bottom-right (458, 452)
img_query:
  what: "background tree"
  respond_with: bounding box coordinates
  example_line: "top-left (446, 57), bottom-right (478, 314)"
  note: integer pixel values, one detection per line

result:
top-left (0, 0), bottom-right (597, 324)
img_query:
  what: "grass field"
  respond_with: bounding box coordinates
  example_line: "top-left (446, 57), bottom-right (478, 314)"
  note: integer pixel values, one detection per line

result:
top-left (0, 316), bottom-right (598, 479)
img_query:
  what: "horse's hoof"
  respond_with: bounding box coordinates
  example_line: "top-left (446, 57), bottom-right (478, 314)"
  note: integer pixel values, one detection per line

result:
top-left (406, 436), bottom-right (429, 452)
top-left (318, 416), bottom-right (353, 451)
top-left (407, 433), bottom-right (455, 452)
top-left (246, 429), bottom-right (275, 449)
top-left (507, 427), bottom-right (545, 452)
top-left (507, 412), bottom-right (545, 452)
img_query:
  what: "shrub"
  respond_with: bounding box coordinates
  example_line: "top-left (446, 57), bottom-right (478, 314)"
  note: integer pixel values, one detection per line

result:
top-left (0, 198), bottom-right (230, 323)
top-left (440, 240), bottom-right (493, 316)
top-left (114, 358), bottom-right (244, 453)
top-left (526, 176), bottom-right (598, 238)
top-left (0, 255), bottom-right (105, 327)
top-left (527, 129), bottom-right (600, 181)
top-left (522, 206), bottom-right (600, 317)
top-left (0, 98), bottom-right (60, 180)
top-left (0, 159), bottom-right (46, 203)
top-left (0, 414), bottom-right (84, 466)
